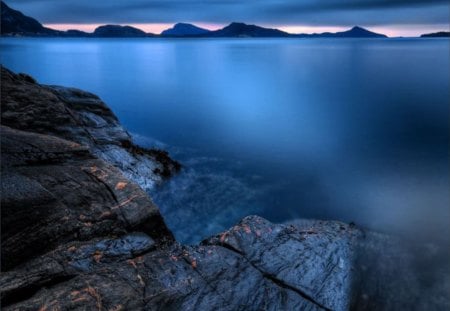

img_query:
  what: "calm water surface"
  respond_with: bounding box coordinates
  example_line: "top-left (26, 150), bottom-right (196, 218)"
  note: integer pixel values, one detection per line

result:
top-left (1, 37), bottom-right (448, 245)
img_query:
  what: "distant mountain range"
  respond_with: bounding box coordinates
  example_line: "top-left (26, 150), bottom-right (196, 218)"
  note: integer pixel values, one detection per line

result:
top-left (1, 1), bottom-right (447, 39)
top-left (296, 26), bottom-right (387, 38)
top-left (207, 22), bottom-right (291, 37)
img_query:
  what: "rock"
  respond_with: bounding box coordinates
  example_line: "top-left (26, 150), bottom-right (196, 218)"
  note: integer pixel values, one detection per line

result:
top-left (2, 214), bottom-right (356, 310)
top-left (205, 216), bottom-right (361, 310)
top-left (1, 66), bottom-right (180, 191)
top-left (0, 125), bottom-right (173, 271)
top-left (0, 233), bottom-right (155, 305)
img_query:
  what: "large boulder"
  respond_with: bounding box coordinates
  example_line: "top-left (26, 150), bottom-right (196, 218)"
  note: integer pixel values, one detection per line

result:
top-left (1, 212), bottom-right (358, 310)
top-left (0, 125), bottom-right (174, 271)
top-left (1, 66), bottom-right (180, 191)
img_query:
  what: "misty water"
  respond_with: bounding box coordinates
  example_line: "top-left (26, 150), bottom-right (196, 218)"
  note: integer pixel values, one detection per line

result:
top-left (1, 37), bottom-right (448, 248)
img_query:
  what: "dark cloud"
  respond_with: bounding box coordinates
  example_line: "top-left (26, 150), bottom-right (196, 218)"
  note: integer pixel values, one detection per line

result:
top-left (5, 0), bottom-right (450, 26)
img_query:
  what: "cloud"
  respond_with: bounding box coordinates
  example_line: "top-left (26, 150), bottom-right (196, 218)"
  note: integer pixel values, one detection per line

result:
top-left (5, 0), bottom-right (450, 26)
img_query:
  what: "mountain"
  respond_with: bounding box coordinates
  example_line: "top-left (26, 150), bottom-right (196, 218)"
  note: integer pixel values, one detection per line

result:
top-left (1, 1), bottom-right (60, 36)
top-left (297, 26), bottom-right (387, 38)
top-left (0, 2), bottom-right (388, 39)
top-left (161, 23), bottom-right (210, 36)
top-left (64, 29), bottom-right (90, 37)
top-left (207, 22), bottom-right (291, 37)
top-left (0, 1), bottom-right (150, 37)
top-left (205, 24), bottom-right (385, 38)
top-left (332, 26), bottom-right (387, 38)
top-left (93, 25), bottom-right (153, 37)
top-left (420, 31), bottom-right (450, 38)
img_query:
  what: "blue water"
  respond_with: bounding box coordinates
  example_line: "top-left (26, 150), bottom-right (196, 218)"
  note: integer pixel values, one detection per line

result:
top-left (1, 37), bottom-right (449, 244)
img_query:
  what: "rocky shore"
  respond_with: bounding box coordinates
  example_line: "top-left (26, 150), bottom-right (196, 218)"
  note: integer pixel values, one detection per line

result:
top-left (1, 67), bottom-right (180, 191)
top-left (1, 67), bottom-right (448, 310)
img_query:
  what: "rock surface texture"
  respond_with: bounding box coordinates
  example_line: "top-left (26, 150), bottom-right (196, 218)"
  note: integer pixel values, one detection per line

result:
top-left (1, 67), bottom-right (448, 310)
top-left (1, 67), bottom-right (180, 191)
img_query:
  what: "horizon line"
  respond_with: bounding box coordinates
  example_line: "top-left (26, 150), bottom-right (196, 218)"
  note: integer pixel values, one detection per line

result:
top-left (42, 22), bottom-right (449, 37)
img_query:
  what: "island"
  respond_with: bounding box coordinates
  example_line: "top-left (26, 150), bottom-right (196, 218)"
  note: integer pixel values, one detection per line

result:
top-left (420, 31), bottom-right (450, 38)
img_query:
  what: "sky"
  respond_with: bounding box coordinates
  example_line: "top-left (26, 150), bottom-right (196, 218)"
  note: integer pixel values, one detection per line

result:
top-left (6, 0), bottom-right (450, 36)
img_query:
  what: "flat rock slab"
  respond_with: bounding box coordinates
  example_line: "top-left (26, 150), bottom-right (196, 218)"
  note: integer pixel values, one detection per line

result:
top-left (2, 215), bottom-right (357, 311)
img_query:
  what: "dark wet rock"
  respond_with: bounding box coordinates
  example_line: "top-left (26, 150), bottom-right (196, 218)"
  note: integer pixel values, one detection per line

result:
top-left (0, 233), bottom-right (155, 305)
top-left (0, 125), bottom-right (173, 271)
top-left (205, 216), bottom-right (361, 311)
top-left (2, 215), bottom-right (357, 310)
top-left (1, 66), bottom-right (180, 190)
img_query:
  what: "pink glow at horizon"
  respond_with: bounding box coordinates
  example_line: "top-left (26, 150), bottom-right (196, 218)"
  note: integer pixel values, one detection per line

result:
top-left (354, 25), bottom-right (448, 37)
top-left (44, 23), bottom-right (447, 37)
top-left (277, 24), bottom-right (450, 37)
top-left (44, 23), bottom-right (223, 34)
